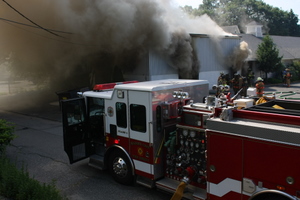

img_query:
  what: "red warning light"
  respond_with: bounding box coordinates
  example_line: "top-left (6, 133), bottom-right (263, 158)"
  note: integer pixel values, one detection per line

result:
top-left (121, 81), bottom-right (138, 84)
top-left (93, 83), bottom-right (116, 91)
top-left (93, 81), bottom-right (138, 91)
top-left (114, 139), bottom-right (120, 144)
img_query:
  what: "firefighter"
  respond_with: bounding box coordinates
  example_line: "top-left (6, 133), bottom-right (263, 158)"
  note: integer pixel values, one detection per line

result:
top-left (241, 76), bottom-right (248, 97)
top-left (230, 74), bottom-right (243, 95)
top-left (246, 68), bottom-right (255, 87)
top-left (255, 77), bottom-right (264, 97)
top-left (284, 68), bottom-right (292, 87)
top-left (282, 69), bottom-right (287, 85)
top-left (216, 72), bottom-right (226, 96)
top-left (217, 72), bottom-right (226, 85)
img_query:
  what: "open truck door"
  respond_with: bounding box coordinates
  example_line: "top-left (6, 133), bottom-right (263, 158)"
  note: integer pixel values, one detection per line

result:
top-left (62, 98), bottom-right (93, 164)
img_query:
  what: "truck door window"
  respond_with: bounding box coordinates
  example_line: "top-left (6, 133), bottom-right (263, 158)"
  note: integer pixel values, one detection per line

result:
top-left (130, 104), bottom-right (146, 133)
top-left (66, 103), bottom-right (85, 126)
top-left (87, 97), bottom-right (105, 141)
top-left (116, 102), bottom-right (127, 128)
top-left (87, 97), bottom-right (104, 116)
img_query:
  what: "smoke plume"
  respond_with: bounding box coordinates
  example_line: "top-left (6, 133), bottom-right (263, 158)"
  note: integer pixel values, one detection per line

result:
top-left (228, 41), bottom-right (251, 73)
top-left (0, 0), bottom-right (229, 91)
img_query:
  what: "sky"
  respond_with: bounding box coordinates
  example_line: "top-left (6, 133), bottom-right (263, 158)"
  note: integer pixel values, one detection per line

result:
top-left (173, 0), bottom-right (300, 17)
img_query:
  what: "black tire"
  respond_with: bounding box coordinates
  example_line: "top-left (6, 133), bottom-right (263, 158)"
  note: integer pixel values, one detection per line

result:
top-left (108, 150), bottom-right (134, 185)
top-left (251, 193), bottom-right (293, 200)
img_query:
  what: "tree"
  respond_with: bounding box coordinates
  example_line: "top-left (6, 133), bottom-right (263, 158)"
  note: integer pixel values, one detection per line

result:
top-left (217, 0), bottom-right (249, 26)
top-left (256, 35), bottom-right (282, 80)
top-left (186, 0), bottom-right (300, 36)
top-left (267, 7), bottom-right (290, 36)
top-left (287, 9), bottom-right (300, 37)
top-left (198, 0), bottom-right (219, 20)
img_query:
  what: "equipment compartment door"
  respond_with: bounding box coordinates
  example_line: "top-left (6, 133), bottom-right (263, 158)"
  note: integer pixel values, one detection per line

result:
top-left (206, 131), bottom-right (243, 199)
top-left (62, 98), bottom-right (92, 164)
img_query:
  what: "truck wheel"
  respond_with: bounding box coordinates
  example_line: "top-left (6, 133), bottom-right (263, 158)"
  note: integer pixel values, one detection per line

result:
top-left (251, 194), bottom-right (293, 200)
top-left (109, 150), bottom-right (134, 185)
top-left (260, 197), bottom-right (291, 200)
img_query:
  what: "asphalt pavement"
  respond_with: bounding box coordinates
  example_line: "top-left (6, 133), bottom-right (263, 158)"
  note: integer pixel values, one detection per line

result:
top-left (263, 81), bottom-right (300, 99)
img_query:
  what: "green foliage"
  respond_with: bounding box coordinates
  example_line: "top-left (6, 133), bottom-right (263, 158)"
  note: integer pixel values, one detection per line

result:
top-left (197, 0), bottom-right (219, 19)
top-left (287, 61), bottom-right (300, 81)
top-left (0, 119), bottom-right (15, 154)
top-left (0, 120), bottom-right (65, 199)
top-left (266, 78), bottom-right (282, 84)
top-left (256, 35), bottom-right (282, 80)
top-left (184, 0), bottom-right (300, 36)
top-left (287, 10), bottom-right (300, 37)
top-left (0, 157), bottom-right (66, 200)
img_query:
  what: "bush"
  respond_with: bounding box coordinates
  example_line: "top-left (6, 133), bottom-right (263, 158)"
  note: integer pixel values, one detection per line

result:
top-left (0, 120), bottom-right (66, 200)
top-left (0, 157), bottom-right (66, 200)
top-left (286, 61), bottom-right (300, 81)
top-left (0, 119), bottom-right (15, 154)
top-left (266, 78), bottom-right (282, 84)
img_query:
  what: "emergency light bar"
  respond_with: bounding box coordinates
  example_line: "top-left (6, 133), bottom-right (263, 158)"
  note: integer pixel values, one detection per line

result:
top-left (93, 81), bottom-right (138, 91)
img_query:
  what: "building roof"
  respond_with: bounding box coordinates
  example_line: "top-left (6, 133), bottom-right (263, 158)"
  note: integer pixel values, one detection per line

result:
top-left (246, 21), bottom-right (263, 26)
top-left (224, 22), bottom-right (300, 61)
top-left (221, 25), bottom-right (241, 34)
top-left (270, 35), bottom-right (300, 60)
top-left (240, 34), bottom-right (300, 61)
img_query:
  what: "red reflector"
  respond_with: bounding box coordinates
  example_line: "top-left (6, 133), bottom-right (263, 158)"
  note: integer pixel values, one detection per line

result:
top-left (276, 185), bottom-right (285, 191)
top-left (114, 139), bottom-right (119, 144)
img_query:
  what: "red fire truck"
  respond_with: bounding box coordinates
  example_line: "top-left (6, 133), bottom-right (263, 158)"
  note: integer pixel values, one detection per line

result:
top-left (62, 79), bottom-right (300, 200)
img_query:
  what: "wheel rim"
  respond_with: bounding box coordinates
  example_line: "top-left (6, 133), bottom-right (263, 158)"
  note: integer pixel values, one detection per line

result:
top-left (112, 157), bottom-right (128, 178)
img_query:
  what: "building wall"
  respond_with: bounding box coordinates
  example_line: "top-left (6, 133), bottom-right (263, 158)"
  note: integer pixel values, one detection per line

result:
top-left (192, 35), bottom-right (241, 88)
top-left (124, 34), bottom-right (241, 89)
top-left (123, 50), bottom-right (178, 81)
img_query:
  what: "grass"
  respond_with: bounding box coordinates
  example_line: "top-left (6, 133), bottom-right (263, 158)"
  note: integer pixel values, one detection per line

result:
top-left (0, 157), bottom-right (67, 200)
top-left (0, 119), bottom-right (66, 200)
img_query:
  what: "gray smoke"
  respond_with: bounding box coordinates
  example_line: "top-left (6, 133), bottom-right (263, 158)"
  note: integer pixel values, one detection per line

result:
top-left (228, 41), bottom-right (251, 73)
top-left (0, 0), bottom-right (229, 90)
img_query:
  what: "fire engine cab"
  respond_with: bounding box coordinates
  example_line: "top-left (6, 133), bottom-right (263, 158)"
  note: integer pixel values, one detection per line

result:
top-left (62, 79), bottom-right (300, 200)
top-left (62, 79), bottom-right (208, 185)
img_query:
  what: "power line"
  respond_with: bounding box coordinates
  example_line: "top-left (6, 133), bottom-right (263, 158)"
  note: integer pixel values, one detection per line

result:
top-left (0, 17), bottom-right (72, 34)
top-left (1, 18), bottom-right (100, 47)
top-left (2, 0), bottom-right (65, 38)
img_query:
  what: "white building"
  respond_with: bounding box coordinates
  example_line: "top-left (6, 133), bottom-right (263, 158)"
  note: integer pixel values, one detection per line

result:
top-left (124, 34), bottom-right (241, 89)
